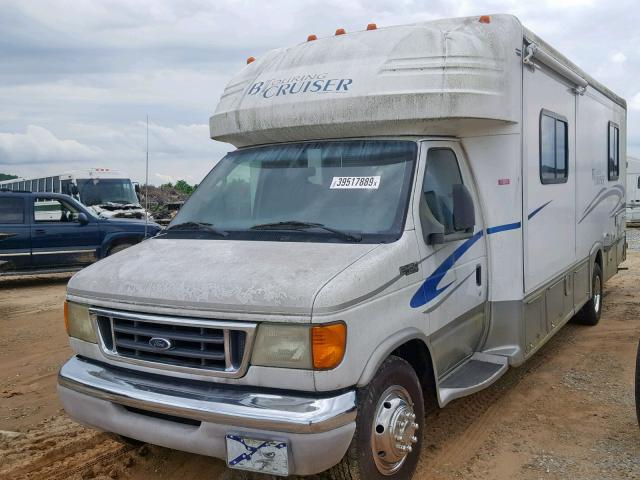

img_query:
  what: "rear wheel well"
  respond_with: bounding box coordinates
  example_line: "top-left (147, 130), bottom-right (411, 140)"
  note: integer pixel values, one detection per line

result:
top-left (594, 250), bottom-right (602, 269)
top-left (391, 339), bottom-right (438, 410)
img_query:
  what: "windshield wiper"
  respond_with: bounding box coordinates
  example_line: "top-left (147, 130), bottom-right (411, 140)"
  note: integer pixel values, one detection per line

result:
top-left (163, 221), bottom-right (228, 237)
top-left (250, 221), bottom-right (362, 242)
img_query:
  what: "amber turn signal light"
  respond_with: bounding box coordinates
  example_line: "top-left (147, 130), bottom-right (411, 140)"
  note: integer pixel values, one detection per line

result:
top-left (335, 28), bottom-right (346, 36)
top-left (307, 34), bottom-right (317, 41)
top-left (246, 56), bottom-right (256, 64)
top-left (479, 15), bottom-right (491, 24)
top-left (366, 23), bottom-right (377, 30)
top-left (312, 323), bottom-right (346, 369)
top-left (63, 300), bottom-right (69, 334)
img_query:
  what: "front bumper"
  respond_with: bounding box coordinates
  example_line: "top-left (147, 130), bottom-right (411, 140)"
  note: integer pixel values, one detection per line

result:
top-left (58, 356), bottom-right (357, 475)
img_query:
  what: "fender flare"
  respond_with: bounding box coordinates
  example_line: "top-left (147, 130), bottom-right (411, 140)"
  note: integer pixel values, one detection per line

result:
top-left (356, 327), bottom-right (434, 387)
top-left (98, 232), bottom-right (144, 258)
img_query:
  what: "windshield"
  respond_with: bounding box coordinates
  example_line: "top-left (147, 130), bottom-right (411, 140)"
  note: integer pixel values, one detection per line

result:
top-left (76, 178), bottom-right (139, 206)
top-left (170, 140), bottom-right (417, 243)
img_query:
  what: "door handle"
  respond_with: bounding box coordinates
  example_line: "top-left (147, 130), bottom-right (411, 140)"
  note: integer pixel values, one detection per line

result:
top-left (34, 229), bottom-right (46, 235)
top-left (476, 265), bottom-right (482, 286)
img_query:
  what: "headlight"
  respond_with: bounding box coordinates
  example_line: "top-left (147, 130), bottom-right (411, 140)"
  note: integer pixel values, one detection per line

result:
top-left (64, 301), bottom-right (97, 343)
top-left (251, 324), bottom-right (312, 369)
top-left (251, 323), bottom-right (346, 370)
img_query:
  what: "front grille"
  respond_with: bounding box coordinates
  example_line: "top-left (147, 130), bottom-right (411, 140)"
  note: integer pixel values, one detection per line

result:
top-left (93, 308), bottom-right (255, 377)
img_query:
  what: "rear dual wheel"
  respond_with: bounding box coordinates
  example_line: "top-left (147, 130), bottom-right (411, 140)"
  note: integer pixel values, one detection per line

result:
top-left (574, 263), bottom-right (603, 326)
top-left (329, 356), bottom-right (424, 480)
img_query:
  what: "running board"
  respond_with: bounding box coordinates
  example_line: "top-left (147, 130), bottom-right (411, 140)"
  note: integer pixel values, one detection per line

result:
top-left (437, 352), bottom-right (508, 407)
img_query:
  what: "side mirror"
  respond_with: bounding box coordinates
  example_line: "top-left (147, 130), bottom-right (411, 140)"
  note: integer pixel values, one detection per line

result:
top-left (77, 213), bottom-right (89, 225)
top-left (452, 184), bottom-right (475, 232)
top-left (71, 184), bottom-right (79, 196)
top-left (419, 192), bottom-right (445, 245)
top-left (134, 183), bottom-right (141, 194)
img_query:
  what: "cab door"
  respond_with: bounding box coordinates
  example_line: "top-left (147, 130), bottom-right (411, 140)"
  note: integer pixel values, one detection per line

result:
top-left (30, 197), bottom-right (100, 268)
top-left (410, 141), bottom-right (488, 378)
top-left (0, 196), bottom-right (31, 272)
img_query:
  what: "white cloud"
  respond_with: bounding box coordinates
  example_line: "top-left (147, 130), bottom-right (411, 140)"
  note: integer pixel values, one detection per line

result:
top-left (0, 125), bottom-right (101, 165)
top-left (611, 52), bottom-right (627, 63)
top-left (1, 0), bottom-right (639, 181)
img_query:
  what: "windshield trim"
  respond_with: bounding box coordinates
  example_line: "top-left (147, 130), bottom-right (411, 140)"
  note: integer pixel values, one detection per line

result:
top-left (167, 138), bottom-right (419, 244)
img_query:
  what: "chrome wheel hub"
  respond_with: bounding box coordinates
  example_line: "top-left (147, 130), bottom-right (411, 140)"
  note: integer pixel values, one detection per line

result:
top-left (594, 275), bottom-right (601, 313)
top-left (371, 386), bottom-right (419, 475)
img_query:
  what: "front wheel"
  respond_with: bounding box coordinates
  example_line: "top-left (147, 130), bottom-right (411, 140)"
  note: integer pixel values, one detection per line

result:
top-left (574, 262), bottom-right (603, 326)
top-left (328, 356), bottom-right (424, 480)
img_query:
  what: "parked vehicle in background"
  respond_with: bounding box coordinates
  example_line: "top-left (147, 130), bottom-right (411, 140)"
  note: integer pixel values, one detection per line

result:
top-left (57, 15), bottom-right (626, 479)
top-left (626, 157), bottom-right (640, 226)
top-left (0, 191), bottom-right (161, 276)
top-left (0, 168), bottom-right (150, 220)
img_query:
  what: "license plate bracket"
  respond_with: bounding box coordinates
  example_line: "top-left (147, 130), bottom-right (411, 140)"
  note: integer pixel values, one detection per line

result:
top-left (225, 434), bottom-right (289, 476)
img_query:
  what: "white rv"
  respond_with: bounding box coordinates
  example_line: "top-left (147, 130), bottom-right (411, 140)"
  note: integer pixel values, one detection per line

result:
top-left (58, 15), bottom-right (626, 479)
top-left (626, 156), bottom-right (640, 225)
top-left (0, 168), bottom-right (149, 220)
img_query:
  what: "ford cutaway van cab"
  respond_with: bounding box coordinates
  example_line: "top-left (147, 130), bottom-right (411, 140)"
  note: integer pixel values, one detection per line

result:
top-left (58, 15), bottom-right (626, 479)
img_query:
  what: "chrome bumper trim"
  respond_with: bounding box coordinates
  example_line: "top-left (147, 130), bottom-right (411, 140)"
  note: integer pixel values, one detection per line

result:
top-left (58, 356), bottom-right (356, 434)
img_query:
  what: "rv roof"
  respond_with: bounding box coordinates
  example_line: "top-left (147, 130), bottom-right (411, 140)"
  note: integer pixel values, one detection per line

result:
top-left (210, 14), bottom-right (625, 148)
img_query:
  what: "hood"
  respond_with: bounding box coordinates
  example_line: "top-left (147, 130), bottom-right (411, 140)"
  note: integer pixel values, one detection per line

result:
top-left (67, 238), bottom-right (378, 317)
top-left (90, 203), bottom-right (148, 219)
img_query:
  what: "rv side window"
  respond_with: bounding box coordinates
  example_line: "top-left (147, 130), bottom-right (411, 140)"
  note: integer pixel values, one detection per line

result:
top-left (540, 111), bottom-right (568, 184)
top-left (608, 122), bottom-right (619, 181)
top-left (423, 148), bottom-right (464, 235)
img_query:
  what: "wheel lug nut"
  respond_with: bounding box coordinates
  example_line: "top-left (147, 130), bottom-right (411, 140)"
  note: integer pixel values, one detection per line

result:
top-left (413, 422), bottom-right (419, 430)
top-left (411, 436), bottom-right (418, 443)
top-left (407, 446), bottom-right (413, 453)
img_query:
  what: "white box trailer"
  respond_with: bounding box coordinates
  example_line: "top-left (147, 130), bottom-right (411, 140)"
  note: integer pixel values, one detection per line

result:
top-left (626, 156), bottom-right (640, 225)
top-left (58, 15), bottom-right (626, 479)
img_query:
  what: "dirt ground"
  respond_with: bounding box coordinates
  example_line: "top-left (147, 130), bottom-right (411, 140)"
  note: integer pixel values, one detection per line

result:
top-left (1, 253), bottom-right (638, 480)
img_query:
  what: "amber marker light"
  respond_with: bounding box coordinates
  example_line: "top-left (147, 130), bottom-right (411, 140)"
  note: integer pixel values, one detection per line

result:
top-left (312, 323), bottom-right (346, 369)
top-left (335, 28), bottom-right (346, 36)
top-left (479, 15), bottom-right (491, 24)
top-left (307, 34), bottom-right (317, 41)
top-left (246, 56), bottom-right (256, 64)
top-left (366, 23), bottom-right (377, 30)
top-left (63, 301), bottom-right (69, 334)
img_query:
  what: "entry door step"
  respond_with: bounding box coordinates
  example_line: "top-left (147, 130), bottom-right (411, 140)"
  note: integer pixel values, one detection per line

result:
top-left (438, 352), bottom-right (508, 406)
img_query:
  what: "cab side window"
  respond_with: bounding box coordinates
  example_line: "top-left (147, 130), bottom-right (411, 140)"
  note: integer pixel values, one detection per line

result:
top-left (423, 149), bottom-right (464, 235)
top-left (0, 198), bottom-right (24, 224)
top-left (34, 198), bottom-right (80, 223)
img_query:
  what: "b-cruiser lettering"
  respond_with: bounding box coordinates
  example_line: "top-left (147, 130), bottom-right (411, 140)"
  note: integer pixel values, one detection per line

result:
top-left (247, 78), bottom-right (353, 98)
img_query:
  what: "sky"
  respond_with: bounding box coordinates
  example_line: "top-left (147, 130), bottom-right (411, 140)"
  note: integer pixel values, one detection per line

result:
top-left (0, 0), bottom-right (639, 185)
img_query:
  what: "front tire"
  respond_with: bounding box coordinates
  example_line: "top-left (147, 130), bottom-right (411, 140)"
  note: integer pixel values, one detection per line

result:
top-left (574, 262), bottom-right (603, 326)
top-left (328, 356), bottom-right (424, 480)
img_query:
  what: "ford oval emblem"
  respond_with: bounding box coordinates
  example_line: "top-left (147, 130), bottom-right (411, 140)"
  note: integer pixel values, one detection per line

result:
top-left (149, 337), bottom-right (172, 350)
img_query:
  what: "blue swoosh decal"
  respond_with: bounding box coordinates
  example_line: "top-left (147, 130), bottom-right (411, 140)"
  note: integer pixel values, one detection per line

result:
top-left (410, 201), bottom-right (552, 309)
top-left (410, 230), bottom-right (484, 308)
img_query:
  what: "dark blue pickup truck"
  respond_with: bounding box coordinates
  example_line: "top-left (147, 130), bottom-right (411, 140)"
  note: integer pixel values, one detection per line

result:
top-left (0, 191), bottom-right (161, 275)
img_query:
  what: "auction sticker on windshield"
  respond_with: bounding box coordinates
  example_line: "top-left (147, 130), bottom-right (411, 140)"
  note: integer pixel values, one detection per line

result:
top-left (226, 434), bottom-right (289, 476)
top-left (330, 176), bottom-right (380, 189)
